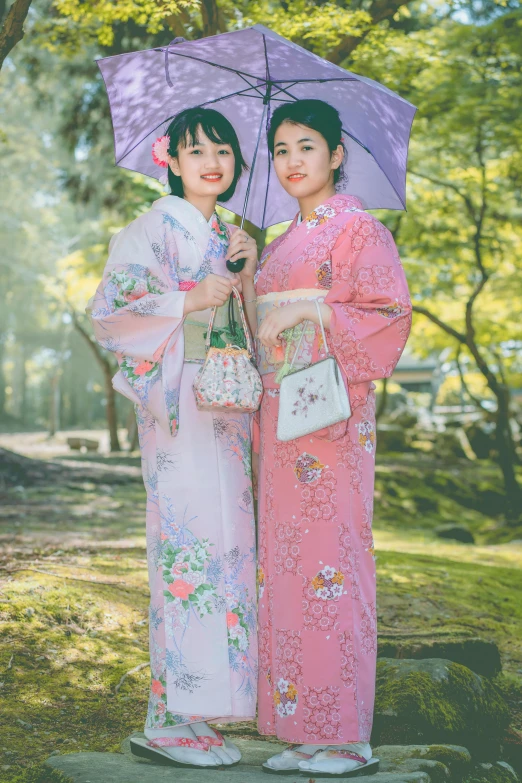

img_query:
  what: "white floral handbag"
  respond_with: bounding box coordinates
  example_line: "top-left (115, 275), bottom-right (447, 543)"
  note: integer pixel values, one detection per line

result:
top-left (277, 300), bottom-right (351, 441)
top-left (193, 286), bottom-right (263, 413)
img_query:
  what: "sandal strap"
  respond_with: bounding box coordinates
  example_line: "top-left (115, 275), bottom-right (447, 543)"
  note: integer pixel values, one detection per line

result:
top-left (284, 746), bottom-right (313, 759)
top-left (322, 750), bottom-right (367, 764)
top-left (147, 737), bottom-right (210, 752)
top-left (196, 732), bottom-right (224, 748)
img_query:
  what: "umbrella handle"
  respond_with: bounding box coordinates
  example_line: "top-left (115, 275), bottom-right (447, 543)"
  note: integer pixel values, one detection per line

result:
top-left (226, 102), bottom-right (268, 274)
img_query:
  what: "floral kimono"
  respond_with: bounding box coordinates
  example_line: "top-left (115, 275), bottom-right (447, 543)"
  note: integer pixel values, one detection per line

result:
top-left (254, 194), bottom-right (411, 744)
top-left (88, 195), bottom-right (257, 728)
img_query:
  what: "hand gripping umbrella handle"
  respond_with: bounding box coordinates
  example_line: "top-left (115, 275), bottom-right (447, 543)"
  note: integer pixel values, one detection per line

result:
top-left (226, 102), bottom-right (268, 273)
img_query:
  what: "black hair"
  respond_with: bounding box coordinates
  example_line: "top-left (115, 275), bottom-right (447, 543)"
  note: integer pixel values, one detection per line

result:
top-left (166, 107), bottom-right (248, 201)
top-left (267, 99), bottom-right (345, 185)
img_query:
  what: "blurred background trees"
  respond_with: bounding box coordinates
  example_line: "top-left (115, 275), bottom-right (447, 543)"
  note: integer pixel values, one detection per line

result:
top-left (1, 0), bottom-right (520, 518)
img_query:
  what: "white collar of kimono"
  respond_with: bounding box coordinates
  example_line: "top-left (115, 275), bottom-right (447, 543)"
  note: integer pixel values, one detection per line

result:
top-left (152, 195), bottom-right (215, 233)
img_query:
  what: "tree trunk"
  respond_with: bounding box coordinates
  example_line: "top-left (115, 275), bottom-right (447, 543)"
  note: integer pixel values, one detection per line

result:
top-left (376, 376), bottom-right (388, 422)
top-left (48, 372), bottom-right (60, 436)
top-left (126, 405), bottom-right (139, 451)
top-left (0, 0), bottom-right (33, 71)
top-left (494, 384), bottom-right (522, 523)
top-left (19, 341), bottom-right (27, 425)
top-left (71, 315), bottom-right (121, 452)
top-left (101, 358), bottom-right (121, 452)
top-left (0, 336), bottom-right (6, 417)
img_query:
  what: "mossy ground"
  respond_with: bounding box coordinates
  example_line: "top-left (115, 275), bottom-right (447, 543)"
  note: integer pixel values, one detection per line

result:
top-left (0, 433), bottom-right (521, 780)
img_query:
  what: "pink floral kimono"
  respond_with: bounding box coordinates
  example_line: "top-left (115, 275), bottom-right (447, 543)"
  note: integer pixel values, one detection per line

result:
top-left (88, 195), bottom-right (257, 729)
top-left (254, 194), bottom-right (411, 744)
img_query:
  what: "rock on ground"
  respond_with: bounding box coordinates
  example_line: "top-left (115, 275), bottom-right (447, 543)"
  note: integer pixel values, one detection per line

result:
top-left (377, 635), bottom-right (502, 678)
top-left (462, 761), bottom-right (520, 782)
top-left (375, 744), bottom-right (472, 780)
top-left (372, 658), bottom-right (509, 752)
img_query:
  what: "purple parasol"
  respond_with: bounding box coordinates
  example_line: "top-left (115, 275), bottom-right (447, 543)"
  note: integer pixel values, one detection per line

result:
top-left (97, 24), bottom-right (416, 229)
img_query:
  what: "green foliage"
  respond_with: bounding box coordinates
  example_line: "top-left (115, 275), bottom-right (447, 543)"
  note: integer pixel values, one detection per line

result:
top-left (37, 0), bottom-right (198, 51)
top-left (244, 0), bottom-right (372, 58)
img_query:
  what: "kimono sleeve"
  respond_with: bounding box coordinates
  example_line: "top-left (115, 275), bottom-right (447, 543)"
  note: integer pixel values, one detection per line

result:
top-left (324, 213), bottom-right (412, 385)
top-left (87, 212), bottom-right (186, 433)
top-left (88, 214), bottom-right (186, 364)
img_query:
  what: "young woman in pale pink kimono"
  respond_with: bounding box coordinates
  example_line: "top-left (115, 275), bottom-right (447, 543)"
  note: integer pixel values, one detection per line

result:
top-left (89, 108), bottom-right (260, 769)
top-left (240, 99), bottom-right (411, 777)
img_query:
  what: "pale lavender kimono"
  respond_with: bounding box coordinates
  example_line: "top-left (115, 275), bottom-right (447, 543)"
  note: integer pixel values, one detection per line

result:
top-left (88, 196), bottom-right (257, 728)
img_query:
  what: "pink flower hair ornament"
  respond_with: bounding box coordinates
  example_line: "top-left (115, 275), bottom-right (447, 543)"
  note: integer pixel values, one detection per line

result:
top-left (152, 135), bottom-right (170, 168)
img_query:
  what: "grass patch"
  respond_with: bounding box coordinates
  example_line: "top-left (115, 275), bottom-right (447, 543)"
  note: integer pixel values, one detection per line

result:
top-left (0, 447), bottom-right (521, 779)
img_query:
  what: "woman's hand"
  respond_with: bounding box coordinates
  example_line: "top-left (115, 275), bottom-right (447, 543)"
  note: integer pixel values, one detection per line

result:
top-left (184, 273), bottom-right (240, 314)
top-left (226, 229), bottom-right (258, 282)
top-left (257, 302), bottom-right (306, 348)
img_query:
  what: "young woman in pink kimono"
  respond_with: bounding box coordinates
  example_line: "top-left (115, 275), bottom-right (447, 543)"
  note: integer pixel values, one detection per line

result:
top-left (240, 99), bottom-right (412, 776)
top-left (89, 108), bottom-right (260, 769)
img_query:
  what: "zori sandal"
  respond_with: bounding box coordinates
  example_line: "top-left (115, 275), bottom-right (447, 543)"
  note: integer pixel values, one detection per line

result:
top-left (298, 748), bottom-right (380, 777)
top-left (130, 735), bottom-right (221, 768)
top-left (195, 728), bottom-right (241, 765)
top-left (262, 746), bottom-right (315, 774)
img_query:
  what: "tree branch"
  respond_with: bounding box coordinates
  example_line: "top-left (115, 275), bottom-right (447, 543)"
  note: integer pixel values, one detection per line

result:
top-left (455, 345), bottom-right (489, 412)
top-left (0, 0), bottom-right (33, 71)
top-left (70, 309), bottom-right (114, 373)
top-left (328, 0), bottom-right (415, 64)
top-left (412, 305), bottom-right (466, 344)
top-left (409, 169), bottom-right (476, 221)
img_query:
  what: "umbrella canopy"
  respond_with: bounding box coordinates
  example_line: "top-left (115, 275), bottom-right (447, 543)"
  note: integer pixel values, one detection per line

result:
top-left (97, 24), bottom-right (416, 228)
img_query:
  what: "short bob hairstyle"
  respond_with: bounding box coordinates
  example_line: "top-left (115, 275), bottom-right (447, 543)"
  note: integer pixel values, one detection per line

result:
top-left (166, 107), bottom-right (248, 201)
top-left (267, 99), bottom-right (346, 185)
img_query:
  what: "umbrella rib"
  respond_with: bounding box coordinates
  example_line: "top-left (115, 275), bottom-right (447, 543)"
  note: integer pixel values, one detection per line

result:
top-left (157, 47), bottom-right (260, 82)
top-left (116, 87), bottom-right (265, 163)
top-left (261, 33), bottom-right (271, 230)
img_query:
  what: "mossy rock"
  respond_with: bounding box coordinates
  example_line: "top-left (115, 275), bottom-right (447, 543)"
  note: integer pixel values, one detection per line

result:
top-left (10, 764), bottom-right (74, 783)
top-left (435, 523), bottom-right (475, 544)
top-left (377, 424), bottom-right (410, 452)
top-left (373, 658), bottom-right (509, 753)
top-left (377, 636), bottom-right (501, 678)
top-left (462, 761), bottom-right (519, 782)
top-left (374, 744), bottom-right (471, 776)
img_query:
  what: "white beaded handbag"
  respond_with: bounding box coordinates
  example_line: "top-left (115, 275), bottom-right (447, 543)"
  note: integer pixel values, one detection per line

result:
top-left (193, 286), bottom-right (263, 414)
top-left (277, 300), bottom-right (351, 442)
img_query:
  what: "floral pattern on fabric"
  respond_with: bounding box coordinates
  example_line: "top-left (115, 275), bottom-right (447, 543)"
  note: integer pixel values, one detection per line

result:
top-left (257, 564), bottom-right (266, 599)
top-left (274, 678), bottom-right (299, 718)
top-left (302, 577), bottom-right (339, 631)
top-left (311, 566), bottom-right (345, 600)
top-left (300, 469), bottom-right (337, 525)
top-left (276, 630), bottom-right (303, 684)
top-left (360, 602), bottom-right (377, 655)
top-left (294, 452), bottom-right (325, 484)
top-left (255, 194), bottom-right (411, 743)
top-left (106, 266), bottom-right (166, 310)
top-left (339, 631), bottom-right (357, 690)
top-left (193, 349), bottom-right (263, 413)
top-left (90, 198), bottom-right (257, 729)
top-left (274, 519), bottom-right (302, 576)
top-left (302, 685), bottom-right (342, 742)
top-left (305, 203), bottom-right (337, 229)
top-left (316, 261), bottom-right (333, 288)
top-left (357, 420), bottom-right (376, 454)
top-left (120, 357), bottom-right (161, 404)
top-left (377, 301), bottom-right (403, 319)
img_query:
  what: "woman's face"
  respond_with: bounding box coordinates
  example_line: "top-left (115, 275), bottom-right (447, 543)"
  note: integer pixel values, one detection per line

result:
top-left (272, 121), bottom-right (343, 200)
top-left (168, 126), bottom-right (236, 199)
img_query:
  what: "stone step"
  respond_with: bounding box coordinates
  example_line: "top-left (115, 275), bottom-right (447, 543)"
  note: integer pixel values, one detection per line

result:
top-left (46, 750), bottom-right (433, 782)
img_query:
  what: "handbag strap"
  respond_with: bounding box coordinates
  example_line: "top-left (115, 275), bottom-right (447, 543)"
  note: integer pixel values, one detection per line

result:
top-left (205, 286), bottom-right (254, 356)
top-left (288, 299), bottom-right (329, 371)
